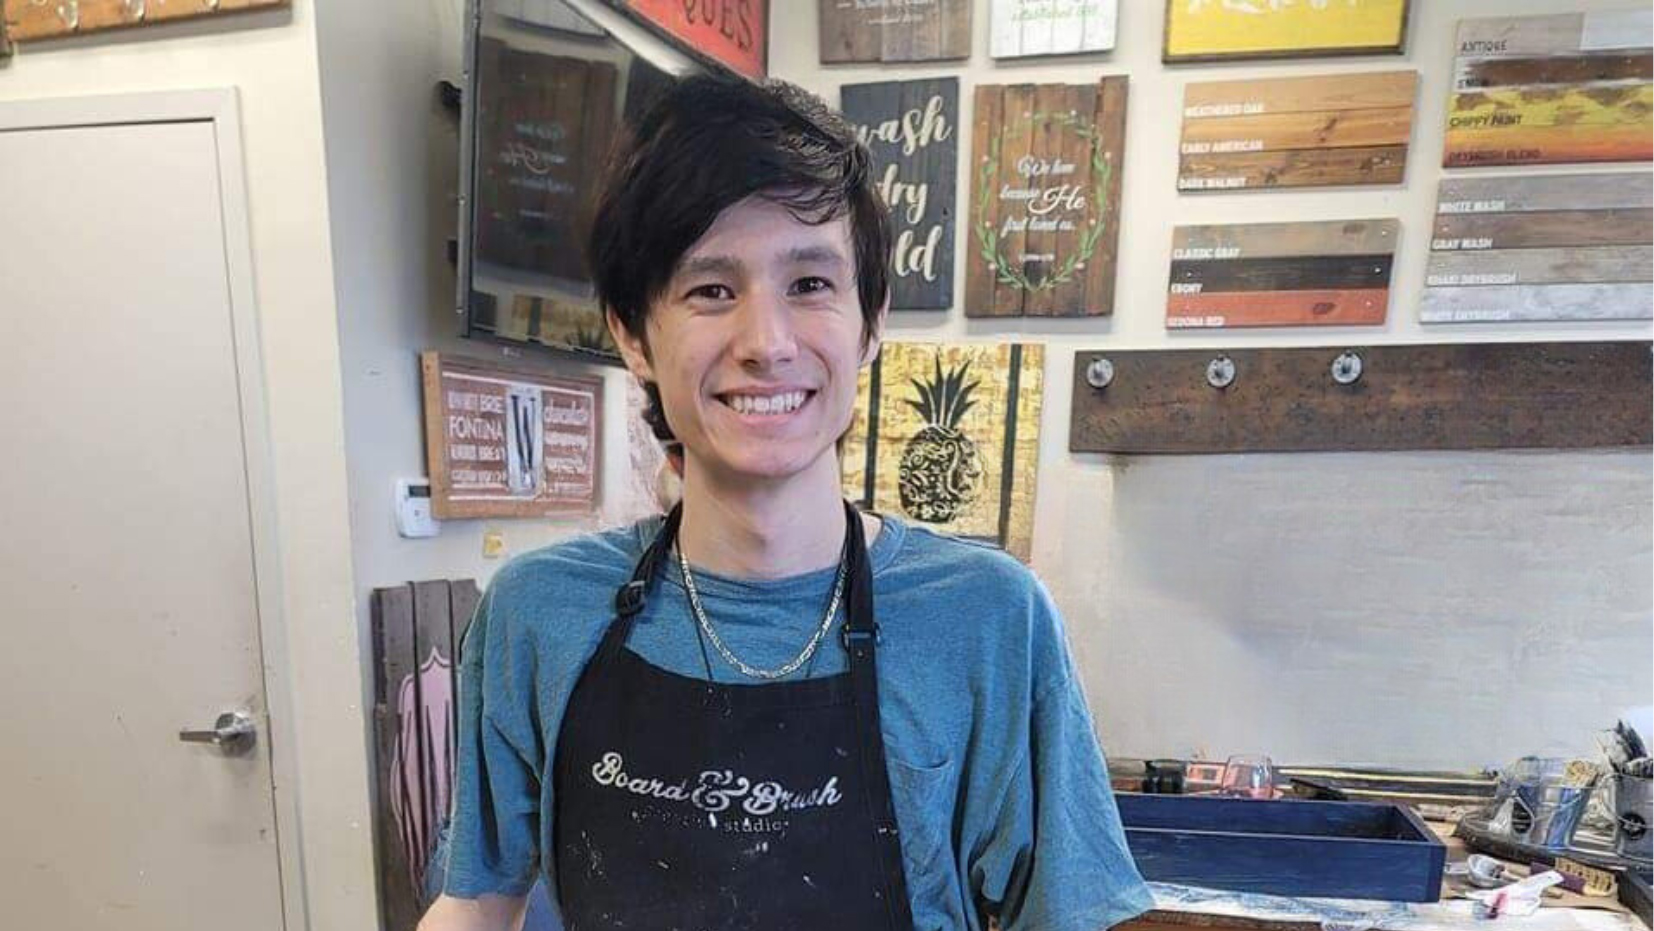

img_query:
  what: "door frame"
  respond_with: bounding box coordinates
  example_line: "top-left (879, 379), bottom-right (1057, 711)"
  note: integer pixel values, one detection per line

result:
top-left (0, 88), bottom-right (304, 929)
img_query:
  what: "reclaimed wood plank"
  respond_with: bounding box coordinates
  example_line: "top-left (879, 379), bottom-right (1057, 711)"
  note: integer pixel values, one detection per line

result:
top-left (1425, 246), bottom-right (1653, 287)
top-left (992, 84), bottom-right (1038, 316)
top-left (1455, 51), bottom-right (1653, 92)
top-left (1051, 82), bottom-right (1100, 317)
top-left (1023, 84), bottom-right (1065, 315)
top-left (1431, 208), bottom-right (1652, 251)
top-left (1420, 282), bottom-right (1653, 322)
top-left (1179, 144), bottom-right (1407, 191)
top-left (965, 84), bottom-right (1006, 317)
top-left (1069, 342), bottom-right (1653, 454)
top-left (1183, 71), bottom-right (1417, 117)
top-left (1182, 106), bottom-right (1412, 153)
top-left (1173, 219), bottom-right (1399, 260)
top-left (1171, 255), bottom-right (1393, 293)
top-left (3, 0), bottom-right (285, 39)
top-left (1167, 288), bottom-right (1389, 328)
top-left (990, 0), bottom-right (1116, 59)
top-left (819, 0), bottom-right (880, 63)
top-left (372, 584), bottom-right (421, 931)
top-left (1444, 123), bottom-right (1652, 167)
top-left (1455, 10), bottom-right (1652, 59)
top-left (1079, 75), bottom-right (1128, 317)
top-left (819, 0), bottom-right (969, 63)
top-left (1436, 173), bottom-right (1654, 214)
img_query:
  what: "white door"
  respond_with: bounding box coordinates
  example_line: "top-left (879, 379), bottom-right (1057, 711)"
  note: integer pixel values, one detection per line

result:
top-left (0, 103), bottom-right (287, 929)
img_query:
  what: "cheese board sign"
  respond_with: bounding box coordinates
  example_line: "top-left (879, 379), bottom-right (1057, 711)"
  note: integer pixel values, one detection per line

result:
top-left (841, 78), bottom-right (959, 310)
top-left (966, 78), bottom-right (1129, 317)
top-left (1178, 71), bottom-right (1418, 191)
top-left (1422, 173), bottom-right (1653, 323)
top-left (1167, 219), bottom-right (1398, 328)
top-left (1444, 10), bottom-right (1653, 167)
top-left (420, 353), bottom-right (602, 519)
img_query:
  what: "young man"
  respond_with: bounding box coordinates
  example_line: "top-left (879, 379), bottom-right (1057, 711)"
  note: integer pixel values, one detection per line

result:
top-left (420, 75), bottom-right (1150, 931)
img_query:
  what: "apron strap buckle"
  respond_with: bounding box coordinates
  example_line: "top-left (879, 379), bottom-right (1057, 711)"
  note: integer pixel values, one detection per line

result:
top-left (840, 624), bottom-right (880, 650)
top-left (614, 579), bottom-right (648, 617)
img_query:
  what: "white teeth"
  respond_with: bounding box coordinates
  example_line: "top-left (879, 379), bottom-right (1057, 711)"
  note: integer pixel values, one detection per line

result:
top-left (726, 391), bottom-right (807, 415)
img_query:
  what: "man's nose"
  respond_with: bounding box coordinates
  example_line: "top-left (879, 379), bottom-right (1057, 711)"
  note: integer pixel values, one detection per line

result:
top-left (732, 292), bottom-right (798, 369)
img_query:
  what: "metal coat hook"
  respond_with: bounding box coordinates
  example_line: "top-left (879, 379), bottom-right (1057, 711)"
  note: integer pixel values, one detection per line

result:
top-left (1331, 351), bottom-right (1364, 386)
top-left (1085, 357), bottom-right (1114, 390)
top-left (124, 0), bottom-right (146, 21)
top-left (55, 0), bottom-right (79, 31)
top-left (1206, 355), bottom-right (1236, 390)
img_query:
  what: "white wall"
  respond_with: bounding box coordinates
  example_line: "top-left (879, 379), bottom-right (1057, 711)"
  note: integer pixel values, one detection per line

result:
top-left (772, 0), bottom-right (1654, 769)
top-left (0, 5), bottom-right (375, 929)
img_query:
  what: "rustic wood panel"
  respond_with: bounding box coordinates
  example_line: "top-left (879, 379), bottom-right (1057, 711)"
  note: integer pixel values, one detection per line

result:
top-left (421, 352), bottom-right (603, 520)
top-left (989, 0), bottom-right (1115, 59)
top-left (1436, 173), bottom-right (1653, 214)
top-left (842, 78), bottom-right (958, 310)
top-left (967, 77), bottom-right (1128, 317)
top-left (2, 0), bottom-right (285, 40)
top-left (1172, 218), bottom-right (1398, 259)
top-left (1069, 342), bottom-right (1653, 454)
top-left (819, 0), bottom-right (969, 63)
top-left (1430, 209), bottom-right (1653, 251)
top-left (1164, 0), bottom-right (1409, 63)
top-left (373, 585), bottom-right (421, 931)
top-left (1419, 283), bottom-right (1653, 323)
top-left (1167, 289), bottom-right (1389, 329)
top-left (1178, 71), bottom-right (1416, 191)
top-left (1171, 255), bottom-right (1393, 293)
top-left (1425, 246), bottom-right (1653, 287)
top-left (1445, 11), bottom-right (1652, 167)
top-left (1179, 145), bottom-right (1406, 192)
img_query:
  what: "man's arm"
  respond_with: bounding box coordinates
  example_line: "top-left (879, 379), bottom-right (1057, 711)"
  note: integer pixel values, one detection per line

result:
top-left (416, 893), bottom-right (529, 931)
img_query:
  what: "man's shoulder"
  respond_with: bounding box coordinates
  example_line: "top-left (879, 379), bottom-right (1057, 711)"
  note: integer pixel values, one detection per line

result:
top-left (880, 516), bottom-right (1041, 602)
top-left (486, 518), bottom-right (654, 607)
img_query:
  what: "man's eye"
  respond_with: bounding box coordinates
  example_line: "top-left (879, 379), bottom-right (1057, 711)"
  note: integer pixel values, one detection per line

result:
top-left (791, 276), bottom-right (833, 295)
top-left (688, 284), bottom-right (734, 301)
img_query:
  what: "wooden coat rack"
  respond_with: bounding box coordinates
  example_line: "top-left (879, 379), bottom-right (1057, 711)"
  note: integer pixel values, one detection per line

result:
top-left (2, 0), bottom-right (286, 42)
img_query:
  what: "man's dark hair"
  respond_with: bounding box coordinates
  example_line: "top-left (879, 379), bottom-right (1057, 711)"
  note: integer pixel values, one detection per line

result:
top-left (587, 74), bottom-right (891, 440)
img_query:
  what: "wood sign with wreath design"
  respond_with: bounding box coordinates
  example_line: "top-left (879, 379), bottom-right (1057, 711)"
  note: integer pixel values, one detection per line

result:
top-left (966, 78), bottom-right (1129, 317)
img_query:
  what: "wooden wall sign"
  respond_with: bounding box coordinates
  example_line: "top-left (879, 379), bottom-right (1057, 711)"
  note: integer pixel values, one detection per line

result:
top-left (1163, 0), bottom-right (1409, 64)
top-left (1178, 71), bottom-right (1418, 192)
top-left (420, 353), bottom-right (602, 519)
top-left (474, 39), bottom-right (617, 283)
top-left (966, 78), bottom-right (1129, 317)
top-left (841, 342), bottom-right (1044, 561)
top-left (2, 0), bottom-right (286, 40)
top-left (1422, 173), bottom-right (1653, 323)
top-left (371, 579), bottom-right (479, 931)
top-left (607, 0), bottom-right (766, 79)
top-left (842, 78), bottom-right (958, 310)
top-left (1445, 10), bottom-right (1653, 168)
top-left (1070, 342), bottom-right (1653, 454)
top-left (1167, 219), bottom-right (1397, 329)
top-left (990, 0), bottom-right (1116, 59)
top-left (819, 0), bottom-right (969, 63)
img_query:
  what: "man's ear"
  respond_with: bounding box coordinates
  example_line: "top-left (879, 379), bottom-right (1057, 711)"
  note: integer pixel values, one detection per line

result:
top-left (860, 296), bottom-right (890, 367)
top-left (606, 308), bottom-right (654, 381)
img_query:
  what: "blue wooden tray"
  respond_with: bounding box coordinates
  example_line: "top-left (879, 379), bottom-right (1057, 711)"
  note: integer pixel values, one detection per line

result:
top-left (1117, 793), bottom-right (1446, 902)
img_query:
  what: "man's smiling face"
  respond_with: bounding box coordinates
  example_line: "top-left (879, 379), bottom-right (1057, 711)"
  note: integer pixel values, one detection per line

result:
top-left (611, 195), bottom-right (882, 488)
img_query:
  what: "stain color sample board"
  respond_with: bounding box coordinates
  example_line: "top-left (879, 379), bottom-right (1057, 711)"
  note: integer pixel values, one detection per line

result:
top-left (1422, 173), bottom-right (1653, 323)
top-left (1179, 70), bottom-right (1417, 191)
top-left (1444, 10), bottom-right (1653, 167)
top-left (1163, 0), bottom-right (1409, 64)
top-left (990, 0), bottom-right (1115, 59)
top-left (842, 78), bottom-right (959, 310)
top-left (1070, 342), bottom-right (1653, 454)
top-left (967, 78), bottom-right (1129, 317)
top-left (819, 0), bottom-right (970, 63)
top-left (1167, 219), bottom-right (1398, 328)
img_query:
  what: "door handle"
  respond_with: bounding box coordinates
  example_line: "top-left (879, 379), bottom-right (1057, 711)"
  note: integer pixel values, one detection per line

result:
top-left (178, 710), bottom-right (257, 755)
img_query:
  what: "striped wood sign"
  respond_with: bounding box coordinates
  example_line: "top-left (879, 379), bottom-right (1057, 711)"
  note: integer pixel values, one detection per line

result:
top-left (1421, 173), bottom-right (1654, 323)
top-left (819, 0), bottom-right (970, 63)
top-left (1445, 10), bottom-right (1653, 167)
top-left (1166, 219), bottom-right (1398, 328)
top-left (990, 0), bottom-right (1116, 59)
top-left (1179, 71), bottom-right (1417, 191)
top-left (841, 78), bottom-right (959, 310)
top-left (966, 78), bottom-right (1129, 317)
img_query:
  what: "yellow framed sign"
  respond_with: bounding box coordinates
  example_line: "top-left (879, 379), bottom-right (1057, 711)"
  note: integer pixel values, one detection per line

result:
top-left (1163, 0), bottom-right (1410, 64)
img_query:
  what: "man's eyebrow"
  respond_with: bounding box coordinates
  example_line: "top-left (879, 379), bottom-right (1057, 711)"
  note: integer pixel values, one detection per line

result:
top-left (784, 245), bottom-right (850, 267)
top-left (675, 254), bottom-right (742, 279)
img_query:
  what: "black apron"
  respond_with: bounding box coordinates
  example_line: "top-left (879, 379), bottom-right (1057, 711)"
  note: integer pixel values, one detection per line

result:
top-left (552, 502), bottom-right (915, 931)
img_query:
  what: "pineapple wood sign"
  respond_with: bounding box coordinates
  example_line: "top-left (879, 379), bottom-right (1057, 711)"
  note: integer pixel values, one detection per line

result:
top-left (967, 78), bottom-right (1129, 317)
top-left (842, 342), bottom-right (1045, 561)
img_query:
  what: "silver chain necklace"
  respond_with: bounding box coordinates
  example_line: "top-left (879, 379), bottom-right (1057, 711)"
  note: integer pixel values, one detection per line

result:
top-left (677, 544), bottom-right (847, 681)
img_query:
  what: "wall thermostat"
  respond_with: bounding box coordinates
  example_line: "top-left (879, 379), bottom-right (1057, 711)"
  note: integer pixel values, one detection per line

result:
top-left (395, 478), bottom-right (440, 539)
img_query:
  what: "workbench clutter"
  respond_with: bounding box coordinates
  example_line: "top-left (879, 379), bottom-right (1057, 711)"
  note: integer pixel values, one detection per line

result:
top-left (0, 0), bottom-right (286, 42)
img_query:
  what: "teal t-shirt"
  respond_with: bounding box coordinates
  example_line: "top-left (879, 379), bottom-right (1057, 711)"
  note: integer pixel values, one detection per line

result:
top-left (443, 513), bottom-right (1152, 931)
